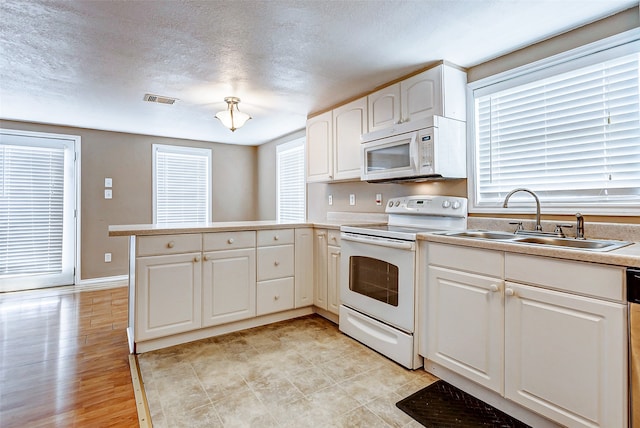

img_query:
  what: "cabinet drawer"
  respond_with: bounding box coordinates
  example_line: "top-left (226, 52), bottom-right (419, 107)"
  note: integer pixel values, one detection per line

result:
top-left (203, 231), bottom-right (256, 251)
top-left (505, 253), bottom-right (625, 301)
top-left (257, 229), bottom-right (294, 246)
top-left (327, 229), bottom-right (341, 246)
top-left (257, 277), bottom-right (294, 316)
top-left (428, 243), bottom-right (503, 277)
top-left (137, 234), bottom-right (202, 257)
top-left (257, 245), bottom-right (294, 281)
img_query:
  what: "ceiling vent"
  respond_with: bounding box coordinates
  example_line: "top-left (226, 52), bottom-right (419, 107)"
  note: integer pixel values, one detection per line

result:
top-left (143, 93), bottom-right (178, 105)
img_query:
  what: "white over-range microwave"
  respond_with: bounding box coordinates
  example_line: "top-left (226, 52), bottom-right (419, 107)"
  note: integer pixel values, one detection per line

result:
top-left (360, 115), bottom-right (467, 183)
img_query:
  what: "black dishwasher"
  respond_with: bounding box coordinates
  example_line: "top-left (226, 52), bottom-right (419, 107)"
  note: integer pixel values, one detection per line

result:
top-left (629, 267), bottom-right (640, 427)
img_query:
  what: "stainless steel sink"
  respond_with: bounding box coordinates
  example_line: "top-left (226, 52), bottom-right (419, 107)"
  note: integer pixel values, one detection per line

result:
top-left (513, 236), bottom-right (632, 252)
top-left (439, 230), bottom-right (632, 252)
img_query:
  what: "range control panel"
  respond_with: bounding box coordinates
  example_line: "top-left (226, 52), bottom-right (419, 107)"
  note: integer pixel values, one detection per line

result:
top-left (386, 195), bottom-right (468, 217)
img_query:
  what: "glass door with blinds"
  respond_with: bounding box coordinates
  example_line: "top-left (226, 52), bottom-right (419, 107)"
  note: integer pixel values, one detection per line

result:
top-left (0, 130), bottom-right (77, 292)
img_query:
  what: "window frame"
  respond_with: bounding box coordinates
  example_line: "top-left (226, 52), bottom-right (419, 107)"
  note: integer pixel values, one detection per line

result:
top-left (152, 144), bottom-right (212, 224)
top-left (467, 29), bottom-right (640, 216)
top-left (276, 137), bottom-right (306, 222)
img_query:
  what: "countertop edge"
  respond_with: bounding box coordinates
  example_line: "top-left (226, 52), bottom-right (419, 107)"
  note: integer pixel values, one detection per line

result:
top-left (418, 233), bottom-right (640, 268)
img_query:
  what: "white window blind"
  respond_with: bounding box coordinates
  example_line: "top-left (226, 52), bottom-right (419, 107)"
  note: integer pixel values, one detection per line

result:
top-left (153, 144), bottom-right (211, 223)
top-left (473, 45), bottom-right (640, 213)
top-left (277, 139), bottom-right (305, 222)
top-left (0, 131), bottom-right (76, 290)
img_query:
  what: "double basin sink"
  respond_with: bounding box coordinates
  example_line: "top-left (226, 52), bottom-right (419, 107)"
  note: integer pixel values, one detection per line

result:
top-left (436, 230), bottom-right (632, 252)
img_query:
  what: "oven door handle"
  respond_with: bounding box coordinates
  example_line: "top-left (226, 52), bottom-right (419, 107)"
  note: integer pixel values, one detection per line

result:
top-left (341, 233), bottom-right (415, 250)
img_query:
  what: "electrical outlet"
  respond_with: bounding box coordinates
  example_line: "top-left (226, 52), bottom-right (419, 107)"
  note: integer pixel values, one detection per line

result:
top-left (328, 194), bottom-right (333, 205)
top-left (349, 194), bottom-right (356, 206)
top-left (104, 177), bottom-right (112, 188)
top-left (376, 193), bottom-right (382, 206)
top-left (104, 189), bottom-right (112, 199)
top-left (104, 253), bottom-right (112, 263)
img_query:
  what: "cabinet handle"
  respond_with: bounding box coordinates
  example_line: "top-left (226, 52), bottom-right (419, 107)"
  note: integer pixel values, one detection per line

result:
top-left (505, 288), bottom-right (515, 297)
top-left (167, 241), bottom-right (175, 248)
top-left (194, 256), bottom-right (201, 262)
top-left (227, 238), bottom-right (234, 244)
top-left (274, 261), bottom-right (280, 266)
top-left (203, 255), bottom-right (209, 261)
top-left (274, 295), bottom-right (280, 301)
top-left (274, 235), bottom-right (279, 241)
top-left (490, 284), bottom-right (499, 292)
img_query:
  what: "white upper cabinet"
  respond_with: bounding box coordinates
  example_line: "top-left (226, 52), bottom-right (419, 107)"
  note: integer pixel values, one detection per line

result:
top-left (306, 97), bottom-right (367, 183)
top-left (333, 97), bottom-right (367, 181)
top-left (306, 110), bottom-right (333, 182)
top-left (368, 63), bottom-right (467, 133)
top-left (367, 84), bottom-right (401, 132)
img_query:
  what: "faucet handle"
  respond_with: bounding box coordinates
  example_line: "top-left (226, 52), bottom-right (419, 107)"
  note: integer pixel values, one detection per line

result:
top-left (509, 221), bottom-right (524, 232)
top-left (554, 224), bottom-right (573, 238)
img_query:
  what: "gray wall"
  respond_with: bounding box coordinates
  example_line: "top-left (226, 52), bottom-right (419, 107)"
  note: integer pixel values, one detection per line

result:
top-left (0, 120), bottom-right (258, 280)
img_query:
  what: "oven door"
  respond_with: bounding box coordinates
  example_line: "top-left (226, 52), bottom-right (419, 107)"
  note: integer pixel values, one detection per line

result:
top-left (340, 232), bottom-right (416, 333)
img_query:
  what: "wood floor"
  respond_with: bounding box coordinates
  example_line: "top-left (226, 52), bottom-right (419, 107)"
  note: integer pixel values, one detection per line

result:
top-left (0, 285), bottom-right (139, 427)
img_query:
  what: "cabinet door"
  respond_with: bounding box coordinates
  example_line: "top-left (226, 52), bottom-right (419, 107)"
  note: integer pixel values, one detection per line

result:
top-left (201, 248), bottom-right (256, 327)
top-left (313, 229), bottom-right (328, 310)
top-left (333, 97), bottom-right (367, 181)
top-left (136, 253), bottom-right (201, 340)
top-left (257, 277), bottom-right (294, 316)
top-left (504, 282), bottom-right (627, 428)
top-left (401, 66), bottom-right (443, 123)
top-left (368, 84), bottom-right (401, 132)
top-left (257, 245), bottom-right (294, 281)
top-left (327, 245), bottom-right (341, 315)
top-left (295, 228), bottom-right (314, 308)
top-left (306, 111), bottom-right (333, 182)
top-left (427, 266), bottom-right (504, 393)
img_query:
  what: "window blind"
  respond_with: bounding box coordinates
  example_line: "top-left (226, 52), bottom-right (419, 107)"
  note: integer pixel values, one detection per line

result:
top-left (154, 145), bottom-right (211, 223)
top-left (0, 142), bottom-right (66, 277)
top-left (277, 140), bottom-right (305, 222)
top-left (474, 50), bottom-right (640, 210)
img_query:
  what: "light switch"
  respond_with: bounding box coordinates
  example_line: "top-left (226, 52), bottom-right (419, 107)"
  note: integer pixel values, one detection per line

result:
top-left (104, 189), bottom-right (112, 199)
top-left (328, 195), bottom-right (333, 206)
top-left (104, 178), bottom-right (112, 188)
top-left (104, 253), bottom-right (112, 263)
top-left (349, 194), bottom-right (356, 206)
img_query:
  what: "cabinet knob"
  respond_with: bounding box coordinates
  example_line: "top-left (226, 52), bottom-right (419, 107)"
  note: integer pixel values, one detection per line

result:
top-left (274, 295), bottom-right (280, 300)
top-left (227, 238), bottom-right (234, 244)
top-left (505, 288), bottom-right (515, 297)
top-left (203, 255), bottom-right (209, 261)
top-left (194, 256), bottom-right (200, 262)
top-left (274, 261), bottom-right (280, 266)
top-left (167, 241), bottom-right (175, 248)
top-left (490, 284), bottom-right (499, 292)
top-left (274, 235), bottom-right (279, 241)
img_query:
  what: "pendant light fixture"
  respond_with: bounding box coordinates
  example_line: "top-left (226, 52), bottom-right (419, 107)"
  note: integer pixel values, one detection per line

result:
top-left (215, 97), bottom-right (251, 132)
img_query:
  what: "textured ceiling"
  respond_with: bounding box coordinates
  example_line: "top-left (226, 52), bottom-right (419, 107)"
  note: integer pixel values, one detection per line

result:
top-left (0, 0), bottom-right (637, 145)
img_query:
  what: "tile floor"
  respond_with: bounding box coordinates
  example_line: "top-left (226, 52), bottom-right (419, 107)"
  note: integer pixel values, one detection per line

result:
top-left (138, 314), bottom-right (437, 427)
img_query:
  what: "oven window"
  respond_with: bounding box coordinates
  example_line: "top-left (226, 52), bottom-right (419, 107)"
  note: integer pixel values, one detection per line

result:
top-left (366, 143), bottom-right (411, 172)
top-left (349, 256), bottom-right (399, 306)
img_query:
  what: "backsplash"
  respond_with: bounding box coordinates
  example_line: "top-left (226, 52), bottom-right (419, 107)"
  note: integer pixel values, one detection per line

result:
top-left (468, 218), bottom-right (640, 242)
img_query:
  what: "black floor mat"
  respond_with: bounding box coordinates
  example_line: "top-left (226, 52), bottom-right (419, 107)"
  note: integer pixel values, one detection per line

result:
top-left (396, 380), bottom-right (531, 428)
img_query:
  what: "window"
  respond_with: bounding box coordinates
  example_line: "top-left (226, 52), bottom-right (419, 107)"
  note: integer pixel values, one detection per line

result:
top-left (0, 130), bottom-right (77, 291)
top-left (470, 37), bottom-right (640, 214)
top-left (153, 144), bottom-right (211, 223)
top-left (276, 139), bottom-right (305, 222)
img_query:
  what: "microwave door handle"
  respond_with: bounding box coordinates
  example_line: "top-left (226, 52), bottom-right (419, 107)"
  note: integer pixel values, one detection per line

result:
top-left (341, 234), bottom-right (414, 250)
top-left (409, 132), bottom-right (419, 169)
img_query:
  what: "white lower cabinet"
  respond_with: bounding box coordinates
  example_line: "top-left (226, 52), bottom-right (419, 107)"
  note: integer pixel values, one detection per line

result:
top-left (256, 229), bottom-right (295, 316)
top-left (201, 247), bottom-right (256, 327)
top-left (327, 244), bottom-right (341, 315)
top-left (504, 281), bottom-right (626, 428)
top-left (136, 252), bottom-right (202, 340)
top-left (314, 229), bottom-right (329, 310)
top-left (295, 228), bottom-right (314, 308)
top-left (427, 266), bottom-right (504, 393)
top-left (424, 243), bottom-right (627, 428)
top-left (257, 277), bottom-right (295, 316)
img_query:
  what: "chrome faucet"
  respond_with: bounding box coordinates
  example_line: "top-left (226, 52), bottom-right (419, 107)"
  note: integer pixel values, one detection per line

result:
top-left (575, 213), bottom-right (585, 239)
top-left (503, 188), bottom-right (542, 231)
